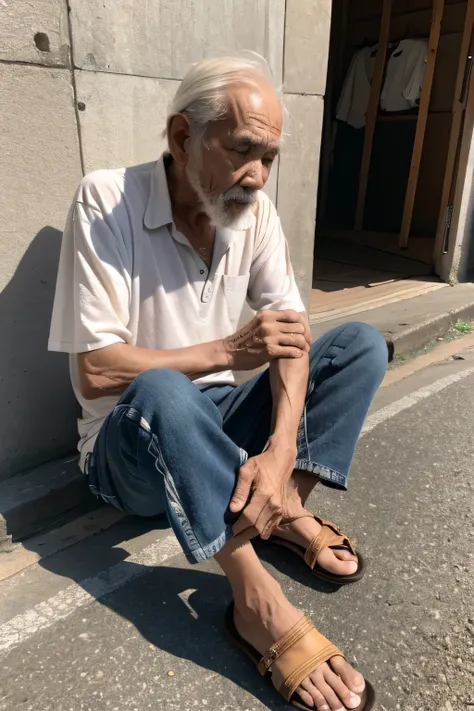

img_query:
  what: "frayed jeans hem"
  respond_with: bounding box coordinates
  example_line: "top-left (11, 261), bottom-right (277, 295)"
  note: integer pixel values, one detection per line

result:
top-left (294, 459), bottom-right (347, 490)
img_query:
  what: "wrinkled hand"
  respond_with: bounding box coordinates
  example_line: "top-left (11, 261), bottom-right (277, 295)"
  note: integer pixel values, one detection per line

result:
top-left (229, 444), bottom-right (297, 539)
top-left (223, 310), bottom-right (310, 372)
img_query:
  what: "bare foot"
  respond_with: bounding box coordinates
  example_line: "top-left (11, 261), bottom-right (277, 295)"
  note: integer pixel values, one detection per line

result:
top-left (234, 580), bottom-right (365, 709)
top-left (273, 515), bottom-right (358, 577)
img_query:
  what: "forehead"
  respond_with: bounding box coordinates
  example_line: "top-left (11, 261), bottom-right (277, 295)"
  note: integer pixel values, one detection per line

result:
top-left (213, 82), bottom-right (282, 144)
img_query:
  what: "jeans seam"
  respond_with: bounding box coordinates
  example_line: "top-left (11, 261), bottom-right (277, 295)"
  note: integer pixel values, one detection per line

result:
top-left (297, 381), bottom-right (313, 459)
top-left (88, 483), bottom-right (122, 508)
top-left (146, 432), bottom-right (207, 555)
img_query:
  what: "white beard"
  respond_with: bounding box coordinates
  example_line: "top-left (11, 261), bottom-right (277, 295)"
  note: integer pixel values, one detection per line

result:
top-left (187, 167), bottom-right (256, 231)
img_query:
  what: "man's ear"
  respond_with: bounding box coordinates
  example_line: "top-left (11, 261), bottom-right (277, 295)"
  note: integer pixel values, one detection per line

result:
top-left (167, 113), bottom-right (192, 167)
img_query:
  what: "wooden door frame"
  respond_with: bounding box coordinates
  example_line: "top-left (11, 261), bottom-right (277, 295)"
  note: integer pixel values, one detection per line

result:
top-left (399, 0), bottom-right (445, 248)
top-left (434, 0), bottom-right (474, 277)
top-left (436, 25), bottom-right (474, 280)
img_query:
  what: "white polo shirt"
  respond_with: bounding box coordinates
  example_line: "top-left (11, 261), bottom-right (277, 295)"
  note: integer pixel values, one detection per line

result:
top-left (49, 154), bottom-right (305, 468)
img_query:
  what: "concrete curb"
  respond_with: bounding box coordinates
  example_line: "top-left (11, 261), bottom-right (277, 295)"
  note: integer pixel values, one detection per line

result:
top-left (0, 456), bottom-right (91, 546)
top-left (2, 284), bottom-right (474, 544)
top-left (310, 283), bottom-right (474, 358)
top-left (388, 301), bottom-right (474, 355)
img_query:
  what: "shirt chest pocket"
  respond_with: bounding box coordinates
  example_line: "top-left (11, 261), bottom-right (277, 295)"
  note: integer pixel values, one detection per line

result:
top-left (221, 274), bottom-right (250, 325)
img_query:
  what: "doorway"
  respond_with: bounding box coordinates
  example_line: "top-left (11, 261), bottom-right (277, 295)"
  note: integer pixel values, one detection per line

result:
top-left (311, 0), bottom-right (474, 324)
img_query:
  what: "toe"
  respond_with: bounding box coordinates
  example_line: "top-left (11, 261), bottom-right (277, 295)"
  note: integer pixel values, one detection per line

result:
top-left (330, 656), bottom-right (366, 694)
top-left (297, 682), bottom-right (316, 708)
top-left (300, 678), bottom-right (329, 710)
top-left (333, 548), bottom-right (358, 574)
top-left (317, 546), bottom-right (358, 576)
top-left (308, 673), bottom-right (345, 711)
top-left (323, 666), bottom-right (362, 709)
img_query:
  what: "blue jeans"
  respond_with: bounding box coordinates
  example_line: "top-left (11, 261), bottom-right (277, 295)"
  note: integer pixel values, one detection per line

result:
top-left (88, 323), bottom-right (387, 563)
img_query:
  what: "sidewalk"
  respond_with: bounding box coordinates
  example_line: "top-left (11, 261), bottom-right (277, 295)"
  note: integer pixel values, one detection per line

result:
top-left (310, 282), bottom-right (474, 355)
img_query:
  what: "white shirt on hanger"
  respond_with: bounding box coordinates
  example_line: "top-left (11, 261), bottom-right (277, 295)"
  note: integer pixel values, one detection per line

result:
top-left (380, 39), bottom-right (428, 112)
top-left (336, 44), bottom-right (378, 129)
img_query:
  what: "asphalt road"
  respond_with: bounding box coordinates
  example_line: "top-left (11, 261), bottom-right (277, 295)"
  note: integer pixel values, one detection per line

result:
top-left (0, 344), bottom-right (473, 711)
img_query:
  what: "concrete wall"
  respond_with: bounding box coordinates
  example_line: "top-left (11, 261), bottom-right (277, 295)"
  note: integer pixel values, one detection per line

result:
top-left (441, 119), bottom-right (474, 284)
top-left (0, 0), bottom-right (331, 480)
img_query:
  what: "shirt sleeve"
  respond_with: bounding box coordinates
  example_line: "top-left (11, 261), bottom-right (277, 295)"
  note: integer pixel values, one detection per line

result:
top-left (402, 41), bottom-right (427, 106)
top-left (336, 52), bottom-right (357, 124)
top-left (48, 191), bottom-right (132, 354)
top-left (247, 194), bottom-right (305, 314)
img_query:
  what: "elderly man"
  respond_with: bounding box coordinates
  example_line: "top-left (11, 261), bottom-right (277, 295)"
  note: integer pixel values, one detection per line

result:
top-left (49, 55), bottom-right (386, 710)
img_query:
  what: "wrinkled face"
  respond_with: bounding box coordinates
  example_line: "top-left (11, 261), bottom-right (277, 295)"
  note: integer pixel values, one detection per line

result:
top-left (187, 82), bottom-right (282, 229)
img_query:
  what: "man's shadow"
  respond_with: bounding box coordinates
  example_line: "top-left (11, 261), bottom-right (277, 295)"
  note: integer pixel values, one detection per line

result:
top-left (0, 226), bottom-right (78, 479)
top-left (33, 511), bottom-right (337, 710)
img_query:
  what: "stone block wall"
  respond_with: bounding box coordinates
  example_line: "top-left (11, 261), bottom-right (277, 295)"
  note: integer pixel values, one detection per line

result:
top-left (0, 0), bottom-right (331, 480)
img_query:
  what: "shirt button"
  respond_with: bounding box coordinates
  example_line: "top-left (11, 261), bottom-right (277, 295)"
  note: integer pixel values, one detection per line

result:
top-left (200, 269), bottom-right (204, 275)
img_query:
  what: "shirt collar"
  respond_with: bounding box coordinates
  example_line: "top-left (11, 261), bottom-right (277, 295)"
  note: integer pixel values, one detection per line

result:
top-left (143, 153), bottom-right (173, 230)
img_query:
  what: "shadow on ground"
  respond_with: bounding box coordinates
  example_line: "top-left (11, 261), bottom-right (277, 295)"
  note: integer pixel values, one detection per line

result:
top-left (31, 512), bottom-right (338, 710)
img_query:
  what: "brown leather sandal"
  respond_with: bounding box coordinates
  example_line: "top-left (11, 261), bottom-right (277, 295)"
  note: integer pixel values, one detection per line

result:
top-left (266, 514), bottom-right (365, 585)
top-left (225, 602), bottom-right (375, 710)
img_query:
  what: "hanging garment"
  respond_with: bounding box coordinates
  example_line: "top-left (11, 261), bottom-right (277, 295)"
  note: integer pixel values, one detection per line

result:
top-left (380, 39), bottom-right (428, 112)
top-left (336, 44), bottom-right (378, 128)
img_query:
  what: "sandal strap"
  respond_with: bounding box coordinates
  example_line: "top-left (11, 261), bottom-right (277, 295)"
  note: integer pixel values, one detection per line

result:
top-left (304, 527), bottom-right (343, 569)
top-left (257, 616), bottom-right (314, 675)
top-left (256, 609), bottom-right (346, 703)
top-left (279, 636), bottom-right (344, 702)
top-left (314, 515), bottom-right (357, 555)
top-left (304, 515), bottom-right (356, 569)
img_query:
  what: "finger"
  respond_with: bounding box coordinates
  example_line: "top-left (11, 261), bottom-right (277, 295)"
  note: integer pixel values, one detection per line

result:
top-left (229, 464), bottom-right (255, 513)
top-left (268, 346), bottom-right (306, 360)
top-left (260, 511), bottom-right (282, 540)
top-left (231, 525), bottom-right (260, 545)
top-left (294, 311), bottom-right (311, 346)
top-left (274, 309), bottom-right (302, 324)
top-left (277, 333), bottom-right (308, 350)
top-left (254, 500), bottom-right (282, 539)
top-left (257, 493), bottom-right (283, 538)
top-left (233, 509), bottom-right (256, 536)
top-left (278, 322), bottom-right (305, 335)
top-left (232, 493), bottom-right (269, 535)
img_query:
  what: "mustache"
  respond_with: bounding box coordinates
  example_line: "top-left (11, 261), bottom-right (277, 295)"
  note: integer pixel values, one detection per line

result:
top-left (221, 186), bottom-right (258, 204)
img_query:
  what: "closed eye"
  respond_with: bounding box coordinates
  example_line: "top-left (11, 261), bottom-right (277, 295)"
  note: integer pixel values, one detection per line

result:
top-left (233, 147), bottom-right (251, 156)
top-left (263, 154), bottom-right (277, 164)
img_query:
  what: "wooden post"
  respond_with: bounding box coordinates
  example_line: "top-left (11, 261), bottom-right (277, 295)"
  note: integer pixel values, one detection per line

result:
top-left (432, 0), bottom-right (474, 263)
top-left (354, 0), bottom-right (392, 231)
top-left (399, 0), bottom-right (445, 248)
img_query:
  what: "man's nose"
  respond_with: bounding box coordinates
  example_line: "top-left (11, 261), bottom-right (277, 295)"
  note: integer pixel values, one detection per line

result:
top-left (240, 161), bottom-right (265, 191)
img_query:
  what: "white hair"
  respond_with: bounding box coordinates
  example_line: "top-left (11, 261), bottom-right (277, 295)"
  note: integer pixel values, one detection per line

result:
top-left (165, 52), bottom-right (281, 142)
